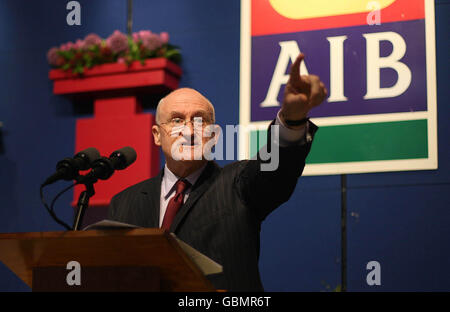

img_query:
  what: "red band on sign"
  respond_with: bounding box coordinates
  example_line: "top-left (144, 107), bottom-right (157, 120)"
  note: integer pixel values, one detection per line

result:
top-left (251, 0), bottom-right (425, 37)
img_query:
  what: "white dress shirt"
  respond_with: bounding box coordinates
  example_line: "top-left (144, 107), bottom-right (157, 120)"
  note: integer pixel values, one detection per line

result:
top-left (159, 163), bottom-right (207, 227)
top-left (158, 111), bottom-right (311, 227)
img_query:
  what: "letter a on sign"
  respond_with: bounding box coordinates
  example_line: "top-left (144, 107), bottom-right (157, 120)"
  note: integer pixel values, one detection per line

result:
top-left (366, 261), bottom-right (381, 286)
top-left (66, 260), bottom-right (81, 286)
top-left (366, 1), bottom-right (382, 25)
top-left (260, 40), bottom-right (309, 107)
top-left (66, 1), bottom-right (81, 25)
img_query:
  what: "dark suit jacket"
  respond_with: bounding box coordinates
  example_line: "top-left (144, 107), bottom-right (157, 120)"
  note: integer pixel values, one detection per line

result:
top-left (108, 122), bottom-right (318, 291)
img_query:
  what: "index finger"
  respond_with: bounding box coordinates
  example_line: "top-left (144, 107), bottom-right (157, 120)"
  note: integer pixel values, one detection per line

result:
top-left (288, 53), bottom-right (305, 85)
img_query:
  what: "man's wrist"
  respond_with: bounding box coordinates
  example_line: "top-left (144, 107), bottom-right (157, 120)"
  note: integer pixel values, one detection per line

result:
top-left (275, 111), bottom-right (308, 146)
top-left (279, 110), bottom-right (309, 130)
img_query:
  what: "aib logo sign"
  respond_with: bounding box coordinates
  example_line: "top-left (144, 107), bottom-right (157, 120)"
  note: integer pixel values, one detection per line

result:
top-left (239, 0), bottom-right (437, 175)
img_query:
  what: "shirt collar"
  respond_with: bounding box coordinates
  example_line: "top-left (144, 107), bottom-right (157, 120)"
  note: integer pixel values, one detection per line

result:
top-left (162, 163), bottom-right (207, 199)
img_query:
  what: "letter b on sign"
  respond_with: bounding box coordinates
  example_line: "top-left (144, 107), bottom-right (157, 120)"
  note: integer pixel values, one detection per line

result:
top-left (366, 261), bottom-right (381, 286)
top-left (66, 261), bottom-right (81, 286)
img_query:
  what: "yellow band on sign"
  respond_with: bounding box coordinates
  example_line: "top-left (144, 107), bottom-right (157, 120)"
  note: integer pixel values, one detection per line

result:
top-left (268, 0), bottom-right (396, 20)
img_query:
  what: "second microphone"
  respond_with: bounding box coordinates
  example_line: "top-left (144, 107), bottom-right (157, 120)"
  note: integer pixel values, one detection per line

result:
top-left (77, 146), bottom-right (137, 185)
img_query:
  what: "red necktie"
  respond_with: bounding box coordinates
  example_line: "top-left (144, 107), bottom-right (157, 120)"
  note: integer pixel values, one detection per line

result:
top-left (161, 179), bottom-right (191, 230)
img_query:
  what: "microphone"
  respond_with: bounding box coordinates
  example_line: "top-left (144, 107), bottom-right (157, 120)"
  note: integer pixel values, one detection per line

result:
top-left (77, 146), bottom-right (137, 184)
top-left (42, 147), bottom-right (101, 186)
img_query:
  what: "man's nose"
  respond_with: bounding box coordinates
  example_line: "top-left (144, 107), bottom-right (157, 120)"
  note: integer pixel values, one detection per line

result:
top-left (179, 122), bottom-right (195, 137)
top-left (186, 120), bottom-right (196, 132)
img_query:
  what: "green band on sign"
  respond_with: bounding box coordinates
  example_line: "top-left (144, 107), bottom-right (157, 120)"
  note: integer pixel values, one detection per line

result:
top-left (250, 120), bottom-right (428, 163)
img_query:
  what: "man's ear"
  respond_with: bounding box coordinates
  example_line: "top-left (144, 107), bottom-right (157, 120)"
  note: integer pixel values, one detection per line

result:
top-left (152, 125), bottom-right (161, 146)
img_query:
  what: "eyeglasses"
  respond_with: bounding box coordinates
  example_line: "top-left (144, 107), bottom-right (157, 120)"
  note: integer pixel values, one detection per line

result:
top-left (158, 117), bottom-right (213, 128)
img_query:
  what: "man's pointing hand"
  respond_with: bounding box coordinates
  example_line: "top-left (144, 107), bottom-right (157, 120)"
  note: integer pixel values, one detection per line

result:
top-left (280, 53), bottom-right (328, 128)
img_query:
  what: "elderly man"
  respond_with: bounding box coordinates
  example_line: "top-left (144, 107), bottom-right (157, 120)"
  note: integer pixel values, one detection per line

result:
top-left (108, 54), bottom-right (327, 291)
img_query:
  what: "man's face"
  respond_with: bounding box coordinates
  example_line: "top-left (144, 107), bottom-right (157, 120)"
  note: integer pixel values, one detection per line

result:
top-left (152, 90), bottom-right (217, 164)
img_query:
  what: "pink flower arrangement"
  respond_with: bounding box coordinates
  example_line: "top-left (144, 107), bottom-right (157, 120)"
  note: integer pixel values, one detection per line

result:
top-left (47, 30), bottom-right (180, 74)
top-left (47, 47), bottom-right (64, 66)
top-left (160, 32), bottom-right (169, 44)
top-left (134, 30), bottom-right (162, 51)
top-left (59, 41), bottom-right (74, 51)
top-left (74, 39), bottom-right (84, 50)
top-left (105, 30), bottom-right (129, 53)
top-left (83, 33), bottom-right (102, 48)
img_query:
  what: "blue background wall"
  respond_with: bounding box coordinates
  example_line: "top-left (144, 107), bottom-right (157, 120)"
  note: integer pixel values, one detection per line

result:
top-left (0, 0), bottom-right (448, 291)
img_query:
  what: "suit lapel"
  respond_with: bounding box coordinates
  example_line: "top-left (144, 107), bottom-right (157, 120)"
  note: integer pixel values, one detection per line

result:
top-left (170, 161), bottom-right (221, 232)
top-left (140, 169), bottom-right (163, 228)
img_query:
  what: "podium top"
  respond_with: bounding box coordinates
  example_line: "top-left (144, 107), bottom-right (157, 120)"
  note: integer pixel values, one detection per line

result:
top-left (0, 228), bottom-right (215, 291)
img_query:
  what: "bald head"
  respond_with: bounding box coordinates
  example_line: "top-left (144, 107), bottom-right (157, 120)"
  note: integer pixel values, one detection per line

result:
top-left (156, 88), bottom-right (215, 125)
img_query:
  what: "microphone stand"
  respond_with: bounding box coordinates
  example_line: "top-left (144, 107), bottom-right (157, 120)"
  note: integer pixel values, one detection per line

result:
top-left (73, 178), bottom-right (96, 231)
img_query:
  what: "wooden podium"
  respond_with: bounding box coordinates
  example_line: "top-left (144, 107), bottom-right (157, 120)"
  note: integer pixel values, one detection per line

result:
top-left (0, 228), bottom-right (215, 292)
